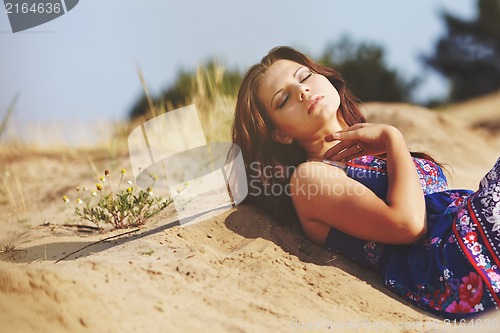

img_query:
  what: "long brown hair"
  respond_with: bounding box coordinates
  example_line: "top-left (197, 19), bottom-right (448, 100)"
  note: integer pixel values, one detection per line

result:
top-left (231, 46), bottom-right (437, 225)
top-left (231, 46), bottom-right (364, 225)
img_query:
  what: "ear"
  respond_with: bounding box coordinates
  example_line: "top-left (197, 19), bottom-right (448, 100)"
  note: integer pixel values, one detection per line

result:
top-left (271, 129), bottom-right (293, 145)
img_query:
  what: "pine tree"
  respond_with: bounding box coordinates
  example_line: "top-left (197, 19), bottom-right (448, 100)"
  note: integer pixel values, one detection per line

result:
top-left (319, 36), bottom-right (418, 103)
top-left (424, 0), bottom-right (500, 102)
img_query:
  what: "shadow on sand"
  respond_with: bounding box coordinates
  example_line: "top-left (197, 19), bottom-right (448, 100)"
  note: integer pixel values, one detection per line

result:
top-left (0, 220), bottom-right (180, 264)
top-left (224, 204), bottom-right (445, 321)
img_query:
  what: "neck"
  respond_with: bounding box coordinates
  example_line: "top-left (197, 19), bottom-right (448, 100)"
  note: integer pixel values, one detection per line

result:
top-left (298, 137), bottom-right (338, 162)
top-left (296, 123), bottom-right (343, 162)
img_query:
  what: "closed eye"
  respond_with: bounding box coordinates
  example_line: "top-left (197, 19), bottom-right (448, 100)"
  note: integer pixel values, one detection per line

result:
top-left (277, 94), bottom-right (289, 109)
top-left (277, 72), bottom-right (313, 109)
top-left (300, 73), bottom-right (312, 83)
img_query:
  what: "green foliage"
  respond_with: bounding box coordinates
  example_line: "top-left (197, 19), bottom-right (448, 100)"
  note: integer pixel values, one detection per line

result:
top-left (129, 59), bottom-right (242, 120)
top-left (318, 36), bottom-right (419, 102)
top-left (424, 0), bottom-right (500, 102)
top-left (63, 169), bottom-right (177, 229)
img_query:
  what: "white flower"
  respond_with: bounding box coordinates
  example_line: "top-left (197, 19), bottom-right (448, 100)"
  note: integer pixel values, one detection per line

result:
top-left (91, 191), bottom-right (97, 197)
top-left (487, 271), bottom-right (500, 282)
top-left (487, 219), bottom-right (500, 233)
top-left (495, 201), bottom-right (500, 214)
top-left (469, 242), bottom-right (483, 255)
top-left (459, 215), bottom-right (470, 226)
top-left (493, 187), bottom-right (500, 202)
top-left (476, 254), bottom-right (488, 267)
top-left (486, 203), bottom-right (500, 233)
top-left (481, 196), bottom-right (492, 207)
top-left (127, 180), bottom-right (133, 185)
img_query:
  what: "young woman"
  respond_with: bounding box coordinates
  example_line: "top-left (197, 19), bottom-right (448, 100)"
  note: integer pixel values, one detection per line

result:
top-left (231, 46), bottom-right (500, 319)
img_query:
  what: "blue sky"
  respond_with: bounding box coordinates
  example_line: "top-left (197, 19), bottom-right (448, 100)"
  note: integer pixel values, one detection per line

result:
top-left (1, 0), bottom-right (475, 131)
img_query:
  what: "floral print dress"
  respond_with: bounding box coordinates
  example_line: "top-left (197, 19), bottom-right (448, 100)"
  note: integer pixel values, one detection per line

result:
top-left (323, 155), bottom-right (500, 319)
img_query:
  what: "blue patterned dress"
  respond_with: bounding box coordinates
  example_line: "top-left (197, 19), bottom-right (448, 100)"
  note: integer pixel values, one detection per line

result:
top-left (323, 155), bottom-right (500, 319)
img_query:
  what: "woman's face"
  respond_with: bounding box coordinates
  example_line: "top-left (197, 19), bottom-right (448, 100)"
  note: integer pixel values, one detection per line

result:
top-left (258, 59), bottom-right (341, 141)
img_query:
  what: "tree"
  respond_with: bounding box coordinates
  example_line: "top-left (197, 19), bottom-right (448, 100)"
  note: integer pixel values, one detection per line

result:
top-left (129, 60), bottom-right (242, 121)
top-left (423, 0), bottom-right (500, 102)
top-left (318, 36), bottom-right (419, 102)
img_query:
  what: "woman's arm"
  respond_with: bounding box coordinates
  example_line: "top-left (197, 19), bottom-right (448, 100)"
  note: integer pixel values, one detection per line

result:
top-left (382, 126), bottom-right (427, 237)
top-left (291, 124), bottom-right (426, 245)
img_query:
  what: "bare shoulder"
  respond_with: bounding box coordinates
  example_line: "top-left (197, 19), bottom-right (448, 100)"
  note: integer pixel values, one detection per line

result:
top-left (291, 161), bottom-right (347, 184)
top-left (290, 161), bottom-right (353, 201)
top-left (290, 161), bottom-right (353, 245)
top-left (290, 161), bottom-right (358, 213)
top-left (290, 160), bottom-right (426, 245)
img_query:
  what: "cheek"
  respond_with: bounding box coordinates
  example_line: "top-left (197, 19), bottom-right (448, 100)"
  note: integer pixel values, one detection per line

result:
top-left (322, 83), bottom-right (340, 110)
top-left (317, 77), bottom-right (340, 107)
top-left (332, 88), bottom-right (341, 109)
top-left (325, 79), bottom-right (340, 107)
top-left (272, 114), bottom-right (296, 132)
top-left (270, 110), bottom-right (304, 134)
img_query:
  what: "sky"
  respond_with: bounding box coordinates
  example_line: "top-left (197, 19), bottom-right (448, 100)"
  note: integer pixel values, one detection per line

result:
top-left (0, 0), bottom-right (475, 144)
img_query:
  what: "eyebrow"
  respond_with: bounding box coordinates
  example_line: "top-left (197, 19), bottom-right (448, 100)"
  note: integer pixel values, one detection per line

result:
top-left (270, 65), bottom-right (305, 109)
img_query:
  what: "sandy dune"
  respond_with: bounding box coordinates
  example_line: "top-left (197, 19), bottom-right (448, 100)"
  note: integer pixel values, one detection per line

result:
top-left (1, 99), bottom-right (500, 333)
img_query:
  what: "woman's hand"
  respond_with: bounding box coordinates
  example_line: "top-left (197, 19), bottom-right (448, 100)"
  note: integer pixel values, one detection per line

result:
top-left (324, 123), bottom-right (403, 161)
top-left (322, 122), bottom-right (426, 241)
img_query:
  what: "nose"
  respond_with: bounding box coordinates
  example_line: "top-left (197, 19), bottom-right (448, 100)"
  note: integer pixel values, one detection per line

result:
top-left (297, 84), bottom-right (310, 102)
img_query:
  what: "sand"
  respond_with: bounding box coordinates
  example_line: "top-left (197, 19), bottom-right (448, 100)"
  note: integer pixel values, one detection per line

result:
top-left (1, 100), bottom-right (500, 333)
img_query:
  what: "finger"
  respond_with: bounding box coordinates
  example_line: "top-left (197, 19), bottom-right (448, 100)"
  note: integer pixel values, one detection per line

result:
top-left (324, 140), bottom-right (354, 159)
top-left (329, 144), bottom-right (363, 161)
top-left (324, 126), bottom-right (364, 142)
top-left (324, 133), bottom-right (337, 142)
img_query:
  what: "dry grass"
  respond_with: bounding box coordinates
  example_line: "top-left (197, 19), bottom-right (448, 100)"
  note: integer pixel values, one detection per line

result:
top-left (0, 166), bottom-right (26, 216)
top-left (0, 64), bottom-right (236, 244)
top-left (133, 63), bottom-right (235, 143)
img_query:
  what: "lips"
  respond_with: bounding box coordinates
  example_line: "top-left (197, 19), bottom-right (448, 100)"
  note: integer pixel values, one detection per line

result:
top-left (307, 96), bottom-right (324, 113)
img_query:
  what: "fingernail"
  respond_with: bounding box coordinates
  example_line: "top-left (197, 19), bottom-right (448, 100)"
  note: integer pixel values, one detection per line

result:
top-left (325, 133), bottom-right (339, 142)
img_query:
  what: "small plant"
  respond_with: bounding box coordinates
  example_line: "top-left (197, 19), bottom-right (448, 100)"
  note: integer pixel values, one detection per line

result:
top-left (0, 242), bottom-right (17, 254)
top-left (62, 169), bottom-right (181, 229)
